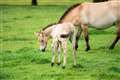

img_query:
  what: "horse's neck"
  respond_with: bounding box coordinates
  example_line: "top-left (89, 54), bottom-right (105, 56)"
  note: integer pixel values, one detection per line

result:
top-left (44, 26), bottom-right (54, 37)
top-left (59, 6), bottom-right (81, 26)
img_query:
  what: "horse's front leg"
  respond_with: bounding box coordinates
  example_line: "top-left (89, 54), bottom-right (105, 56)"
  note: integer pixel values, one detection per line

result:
top-left (72, 27), bottom-right (79, 66)
top-left (61, 40), bottom-right (67, 69)
top-left (81, 24), bottom-right (90, 51)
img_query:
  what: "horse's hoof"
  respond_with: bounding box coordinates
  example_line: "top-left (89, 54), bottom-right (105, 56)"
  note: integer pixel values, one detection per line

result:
top-left (109, 46), bottom-right (114, 50)
top-left (57, 62), bottom-right (61, 66)
top-left (51, 63), bottom-right (54, 67)
top-left (62, 66), bottom-right (65, 69)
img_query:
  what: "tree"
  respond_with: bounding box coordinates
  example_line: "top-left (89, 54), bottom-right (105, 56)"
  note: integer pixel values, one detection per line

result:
top-left (93, 0), bottom-right (108, 2)
top-left (32, 0), bottom-right (37, 6)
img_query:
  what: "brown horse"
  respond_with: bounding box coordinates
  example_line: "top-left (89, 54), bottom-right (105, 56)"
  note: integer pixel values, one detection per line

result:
top-left (58, 1), bottom-right (120, 51)
top-left (58, 1), bottom-right (120, 66)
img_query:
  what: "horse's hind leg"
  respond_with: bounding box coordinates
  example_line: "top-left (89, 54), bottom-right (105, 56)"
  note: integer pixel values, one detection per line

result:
top-left (81, 24), bottom-right (90, 51)
top-left (109, 22), bottom-right (120, 49)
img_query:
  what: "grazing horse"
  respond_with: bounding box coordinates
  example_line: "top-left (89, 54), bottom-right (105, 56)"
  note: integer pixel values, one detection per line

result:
top-left (35, 23), bottom-right (76, 68)
top-left (58, 1), bottom-right (120, 66)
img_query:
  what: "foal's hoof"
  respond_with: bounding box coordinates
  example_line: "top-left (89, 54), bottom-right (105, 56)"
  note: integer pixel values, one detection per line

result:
top-left (75, 44), bottom-right (78, 50)
top-left (62, 66), bottom-right (65, 69)
top-left (51, 63), bottom-right (54, 67)
top-left (57, 62), bottom-right (61, 66)
top-left (85, 47), bottom-right (90, 51)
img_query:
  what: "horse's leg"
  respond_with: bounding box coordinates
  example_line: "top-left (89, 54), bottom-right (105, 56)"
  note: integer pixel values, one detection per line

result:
top-left (75, 27), bottom-right (82, 50)
top-left (81, 24), bottom-right (90, 51)
top-left (72, 27), bottom-right (79, 67)
top-left (62, 40), bottom-right (67, 69)
top-left (72, 45), bottom-right (77, 67)
top-left (109, 22), bottom-right (120, 49)
top-left (57, 43), bottom-right (61, 65)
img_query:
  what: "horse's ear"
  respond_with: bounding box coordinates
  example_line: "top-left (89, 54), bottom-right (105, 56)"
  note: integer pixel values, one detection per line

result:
top-left (34, 32), bottom-right (40, 37)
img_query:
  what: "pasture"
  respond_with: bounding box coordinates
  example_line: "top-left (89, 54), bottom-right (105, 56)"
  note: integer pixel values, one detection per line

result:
top-left (0, 1), bottom-right (120, 80)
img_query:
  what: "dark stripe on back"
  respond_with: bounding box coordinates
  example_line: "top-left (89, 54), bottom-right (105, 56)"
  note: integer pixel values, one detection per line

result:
top-left (58, 3), bottom-right (80, 23)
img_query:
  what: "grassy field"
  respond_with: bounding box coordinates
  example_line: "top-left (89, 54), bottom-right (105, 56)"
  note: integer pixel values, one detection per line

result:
top-left (0, 0), bottom-right (92, 5)
top-left (1, 2), bottom-right (120, 80)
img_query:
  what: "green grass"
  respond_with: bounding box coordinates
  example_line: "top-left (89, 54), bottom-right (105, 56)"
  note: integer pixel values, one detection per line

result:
top-left (0, 0), bottom-right (92, 5)
top-left (0, 4), bottom-right (120, 80)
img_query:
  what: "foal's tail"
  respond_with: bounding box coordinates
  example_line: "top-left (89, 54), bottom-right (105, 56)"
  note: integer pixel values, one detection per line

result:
top-left (60, 34), bottom-right (69, 38)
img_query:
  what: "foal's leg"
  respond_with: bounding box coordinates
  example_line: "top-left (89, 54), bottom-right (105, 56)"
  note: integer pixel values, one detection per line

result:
top-left (110, 22), bottom-right (120, 49)
top-left (51, 40), bottom-right (57, 66)
top-left (62, 40), bottom-right (67, 69)
top-left (57, 43), bottom-right (61, 65)
top-left (81, 24), bottom-right (90, 51)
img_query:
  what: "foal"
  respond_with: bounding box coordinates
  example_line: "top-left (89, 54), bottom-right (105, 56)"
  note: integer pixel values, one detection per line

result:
top-left (35, 23), bottom-right (76, 68)
top-left (50, 23), bottom-right (75, 68)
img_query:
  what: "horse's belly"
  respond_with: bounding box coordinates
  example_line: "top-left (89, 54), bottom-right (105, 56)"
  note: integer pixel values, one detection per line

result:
top-left (89, 12), bottom-right (117, 29)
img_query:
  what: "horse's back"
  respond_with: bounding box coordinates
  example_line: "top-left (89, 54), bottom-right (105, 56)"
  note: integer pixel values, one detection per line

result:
top-left (81, 1), bottom-right (120, 28)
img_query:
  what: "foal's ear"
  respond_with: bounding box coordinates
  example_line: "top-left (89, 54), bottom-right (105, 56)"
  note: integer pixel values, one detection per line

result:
top-left (34, 32), bottom-right (40, 37)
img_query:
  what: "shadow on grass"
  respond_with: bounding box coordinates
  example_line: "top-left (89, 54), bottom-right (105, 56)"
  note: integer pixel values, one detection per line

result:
top-left (109, 66), bottom-right (120, 73)
top-left (92, 46), bottom-right (108, 50)
top-left (16, 47), bottom-right (32, 53)
top-left (3, 37), bottom-right (34, 41)
top-left (0, 72), bottom-right (10, 80)
top-left (73, 64), bottom-right (84, 68)
top-left (31, 58), bottom-right (50, 64)
top-left (98, 73), bottom-right (120, 80)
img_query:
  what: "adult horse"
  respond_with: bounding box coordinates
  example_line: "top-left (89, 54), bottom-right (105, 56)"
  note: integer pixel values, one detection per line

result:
top-left (58, 1), bottom-right (120, 66)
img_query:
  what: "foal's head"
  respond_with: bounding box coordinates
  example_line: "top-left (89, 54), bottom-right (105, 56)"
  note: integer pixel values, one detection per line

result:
top-left (35, 31), bottom-right (49, 52)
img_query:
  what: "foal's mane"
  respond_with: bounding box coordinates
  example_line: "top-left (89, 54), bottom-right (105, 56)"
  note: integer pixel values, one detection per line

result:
top-left (42, 23), bottom-right (57, 31)
top-left (58, 3), bottom-right (81, 23)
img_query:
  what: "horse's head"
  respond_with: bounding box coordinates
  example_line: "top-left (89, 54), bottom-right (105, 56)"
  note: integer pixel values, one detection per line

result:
top-left (35, 31), bottom-right (49, 52)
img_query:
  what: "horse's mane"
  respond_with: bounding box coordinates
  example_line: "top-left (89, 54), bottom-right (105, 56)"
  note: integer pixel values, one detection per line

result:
top-left (42, 23), bottom-right (57, 31)
top-left (58, 3), bottom-right (81, 23)
top-left (93, 0), bottom-right (108, 2)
